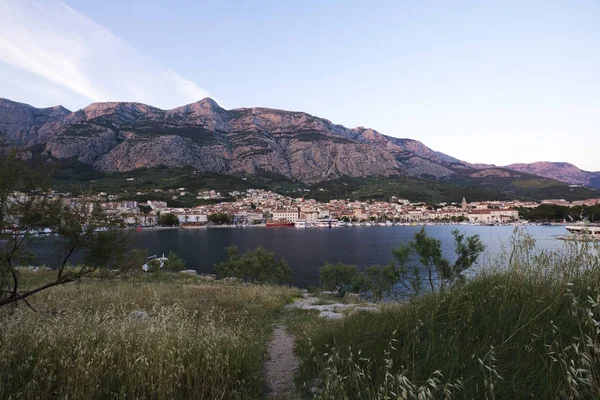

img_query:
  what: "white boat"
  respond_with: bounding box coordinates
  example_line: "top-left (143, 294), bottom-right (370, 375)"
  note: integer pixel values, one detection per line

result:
top-left (294, 220), bottom-right (307, 228)
top-left (142, 254), bottom-right (169, 272)
top-left (316, 218), bottom-right (339, 228)
top-left (565, 225), bottom-right (600, 236)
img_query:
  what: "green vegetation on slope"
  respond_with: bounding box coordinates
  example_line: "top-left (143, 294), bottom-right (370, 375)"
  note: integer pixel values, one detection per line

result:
top-left (49, 159), bottom-right (597, 206)
top-left (518, 203), bottom-right (600, 222)
top-left (309, 175), bottom-right (596, 203)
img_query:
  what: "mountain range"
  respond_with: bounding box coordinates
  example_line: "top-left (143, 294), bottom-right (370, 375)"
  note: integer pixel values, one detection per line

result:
top-left (1, 97), bottom-right (598, 192)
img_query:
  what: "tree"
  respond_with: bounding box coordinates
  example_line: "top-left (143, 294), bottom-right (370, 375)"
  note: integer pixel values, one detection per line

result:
top-left (398, 228), bottom-right (485, 295)
top-left (208, 213), bottom-right (231, 225)
top-left (319, 262), bottom-right (360, 296)
top-left (214, 246), bottom-right (291, 284)
top-left (138, 204), bottom-right (152, 214)
top-left (158, 213), bottom-right (179, 226)
top-left (120, 248), bottom-right (148, 272)
top-left (363, 263), bottom-right (400, 300)
top-left (164, 251), bottom-right (185, 272)
top-left (317, 227), bottom-right (486, 300)
top-left (0, 150), bottom-right (129, 308)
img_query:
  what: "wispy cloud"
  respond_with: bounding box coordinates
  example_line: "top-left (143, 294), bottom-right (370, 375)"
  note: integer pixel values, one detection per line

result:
top-left (0, 0), bottom-right (211, 110)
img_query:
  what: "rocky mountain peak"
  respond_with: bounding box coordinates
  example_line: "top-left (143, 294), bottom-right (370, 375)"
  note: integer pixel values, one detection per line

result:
top-left (79, 102), bottom-right (162, 120)
top-left (0, 98), bottom-right (72, 146)
top-left (3, 97), bottom-right (597, 188)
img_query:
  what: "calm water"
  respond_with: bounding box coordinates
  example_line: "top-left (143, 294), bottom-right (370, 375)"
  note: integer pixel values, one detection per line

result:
top-left (29, 225), bottom-right (569, 287)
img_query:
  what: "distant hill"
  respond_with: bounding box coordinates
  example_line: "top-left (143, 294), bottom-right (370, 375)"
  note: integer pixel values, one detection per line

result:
top-left (502, 162), bottom-right (600, 189)
top-left (1, 97), bottom-right (597, 201)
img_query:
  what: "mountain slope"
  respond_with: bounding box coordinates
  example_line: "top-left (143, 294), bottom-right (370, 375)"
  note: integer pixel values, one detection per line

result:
top-left (0, 98), bottom-right (71, 146)
top-left (503, 162), bottom-right (600, 189)
top-left (0, 97), bottom-right (473, 183)
top-left (0, 97), bottom-right (597, 201)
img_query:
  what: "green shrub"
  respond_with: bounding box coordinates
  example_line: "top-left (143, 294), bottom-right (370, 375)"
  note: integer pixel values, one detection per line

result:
top-left (214, 246), bottom-right (291, 284)
top-left (164, 251), bottom-right (185, 272)
top-left (319, 262), bottom-right (361, 296)
top-left (147, 259), bottom-right (162, 273)
top-left (208, 213), bottom-right (231, 225)
top-left (318, 228), bottom-right (485, 299)
top-left (158, 213), bottom-right (179, 226)
top-left (120, 248), bottom-right (148, 272)
top-left (362, 263), bottom-right (400, 300)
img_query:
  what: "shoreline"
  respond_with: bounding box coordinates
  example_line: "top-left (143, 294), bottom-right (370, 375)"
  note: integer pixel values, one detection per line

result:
top-left (151, 222), bottom-right (566, 230)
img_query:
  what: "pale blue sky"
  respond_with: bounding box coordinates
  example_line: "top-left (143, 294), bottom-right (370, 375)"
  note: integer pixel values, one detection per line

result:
top-left (0, 0), bottom-right (598, 170)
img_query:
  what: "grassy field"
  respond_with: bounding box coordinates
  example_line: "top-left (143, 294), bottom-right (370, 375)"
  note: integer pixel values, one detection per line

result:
top-left (289, 233), bottom-right (600, 399)
top-left (0, 272), bottom-right (299, 400)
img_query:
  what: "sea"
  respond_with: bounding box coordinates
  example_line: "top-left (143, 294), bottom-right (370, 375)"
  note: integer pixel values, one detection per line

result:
top-left (27, 224), bottom-right (572, 287)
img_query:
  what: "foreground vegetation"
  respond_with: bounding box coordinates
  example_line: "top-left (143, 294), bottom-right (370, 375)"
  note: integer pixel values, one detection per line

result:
top-left (293, 232), bottom-right (600, 399)
top-left (3, 230), bottom-right (600, 399)
top-left (0, 272), bottom-right (299, 399)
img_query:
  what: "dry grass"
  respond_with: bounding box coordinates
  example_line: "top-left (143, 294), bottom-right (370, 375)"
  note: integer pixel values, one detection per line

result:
top-left (0, 272), bottom-right (300, 399)
top-left (295, 230), bottom-right (600, 399)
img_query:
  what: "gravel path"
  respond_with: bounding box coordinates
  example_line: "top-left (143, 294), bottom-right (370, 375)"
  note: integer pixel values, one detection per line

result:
top-left (264, 326), bottom-right (301, 400)
top-left (264, 293), bottom-right (379, 398)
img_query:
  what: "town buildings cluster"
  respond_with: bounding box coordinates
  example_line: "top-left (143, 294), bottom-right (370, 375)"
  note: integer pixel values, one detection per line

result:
top-left (45, 188), bottom-right (600, 228)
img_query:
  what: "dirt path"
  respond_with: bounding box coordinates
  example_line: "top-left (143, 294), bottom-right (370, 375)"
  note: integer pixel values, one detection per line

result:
top-left (264, 325), bottom-right (301, 400)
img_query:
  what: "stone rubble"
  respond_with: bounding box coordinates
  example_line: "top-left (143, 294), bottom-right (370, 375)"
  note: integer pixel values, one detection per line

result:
top-left (285, 292), bottom-right (379, 320)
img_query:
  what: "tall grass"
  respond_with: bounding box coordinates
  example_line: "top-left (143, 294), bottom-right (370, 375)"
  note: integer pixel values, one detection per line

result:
top-left (296, 230), bottom-right (600, 399)
top-left (0, 273), bottom-right (299, 399)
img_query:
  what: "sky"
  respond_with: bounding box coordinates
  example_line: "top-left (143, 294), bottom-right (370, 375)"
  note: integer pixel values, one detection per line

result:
top-left (0, 0), bottom-right (598, 171)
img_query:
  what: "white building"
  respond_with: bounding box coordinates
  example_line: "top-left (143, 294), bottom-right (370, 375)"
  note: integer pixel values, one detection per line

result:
top-left (176, 213), bottom-right (208, 225)
top-left (468, 209), bottom-right (519, 224)
top-left (147, 200), bottom-right (168, 210)
top-left (272, 209), bottom-right (299, 222)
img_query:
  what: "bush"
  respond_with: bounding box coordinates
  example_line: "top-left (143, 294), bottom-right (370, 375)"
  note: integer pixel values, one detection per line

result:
top-left (318, 228), bottom-right (485, 299)
top-left (319, 262), bottom-right (361, 296)
top-left (120, 248), bottom-right (148, 272)
top-left (158, 213), bottom-right (179, 226)
top-left (214, 246), bottom-right (291, 284)
top-left (147, 259), bottom-right (162, 273)
top-left (208, 213), bottom-right (231, 225)
top-left (164, 251), bottom-right (185, 272)
top-left (363, 263), bottom-right (400, 300)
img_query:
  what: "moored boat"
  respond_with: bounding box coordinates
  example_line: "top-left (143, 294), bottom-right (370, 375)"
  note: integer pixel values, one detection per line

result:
top-left (266, 220), bottom-right (295, 227)
top-left (294, 220), bottom-right (307, 228)
top-left (565, 225), bottom-right (600, 236)
top-left (316, 218), bottom-right (339, 228)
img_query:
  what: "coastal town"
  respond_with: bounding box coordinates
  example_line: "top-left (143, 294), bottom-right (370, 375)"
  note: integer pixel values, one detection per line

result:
top-left (41, 188), bottom-right (600, 228)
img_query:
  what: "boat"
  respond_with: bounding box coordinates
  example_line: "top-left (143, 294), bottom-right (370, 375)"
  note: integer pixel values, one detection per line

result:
top-left (142, 254), bottom-right (169, 272)
top-left (266, 220), bottom-right (295, 227)
top-left (565, 225), bottom-right (600, 236)
top-left (294, 220), bottom-right (307, 228)
top-left (316, 218), bottom-right (339, 228)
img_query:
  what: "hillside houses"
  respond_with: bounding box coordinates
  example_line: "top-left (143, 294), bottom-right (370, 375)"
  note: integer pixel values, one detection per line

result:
top-left (43, 187), bottom-right (599, 228)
